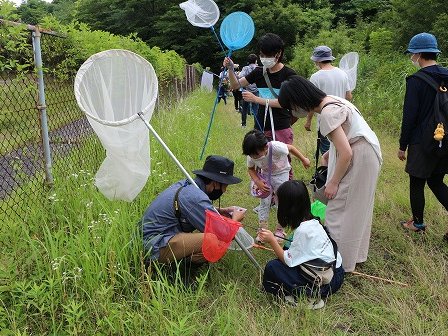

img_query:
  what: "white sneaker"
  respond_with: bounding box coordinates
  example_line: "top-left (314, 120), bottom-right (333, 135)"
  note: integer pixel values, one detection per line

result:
top-left (307, 298), bottom-right (325, 310)
top-left (284, 295), bottom-right (297, 307)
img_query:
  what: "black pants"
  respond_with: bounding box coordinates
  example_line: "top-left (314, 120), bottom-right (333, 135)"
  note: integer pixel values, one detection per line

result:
top-left (263, 259), bottom-right (344, 298)
top-left (233, 89), bottom-right (242, 110)
top-left (410, 173), bottom-right (448, 223)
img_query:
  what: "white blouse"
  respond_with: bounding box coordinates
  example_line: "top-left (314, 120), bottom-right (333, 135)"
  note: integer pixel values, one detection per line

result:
top-left (283, 219), bottom-right (343, 268)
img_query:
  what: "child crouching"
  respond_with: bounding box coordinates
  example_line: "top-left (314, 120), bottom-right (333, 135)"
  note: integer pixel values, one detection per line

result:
top-left (258, 180), bottom-right (345, 308)
top-left (242, 129), bottom-right (310, 242)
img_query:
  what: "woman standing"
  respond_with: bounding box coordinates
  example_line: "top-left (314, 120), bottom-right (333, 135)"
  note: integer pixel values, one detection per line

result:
top-left (278, 76), bottom-right (382, 272)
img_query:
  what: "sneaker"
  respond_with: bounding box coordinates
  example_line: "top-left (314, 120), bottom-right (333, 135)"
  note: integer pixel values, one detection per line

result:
top-left (274, 228), bottom-right (286, 243)
top-left (307, 298), bottom-right (325, 310)
top-left (284, 295), bottom-right (297, 307)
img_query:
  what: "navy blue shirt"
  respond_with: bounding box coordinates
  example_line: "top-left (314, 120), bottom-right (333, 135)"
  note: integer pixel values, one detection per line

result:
top-left (141, 178), bottom-right (215, 260)
top-left (399, 65), bottom-right (448, 150)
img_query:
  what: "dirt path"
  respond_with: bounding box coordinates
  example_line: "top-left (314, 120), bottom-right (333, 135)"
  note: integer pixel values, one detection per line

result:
top-left (0, 118), bottom-right (95, 199)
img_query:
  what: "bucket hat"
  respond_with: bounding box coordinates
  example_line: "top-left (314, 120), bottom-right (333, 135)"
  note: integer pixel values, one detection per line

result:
top-left (193, 155), bottom-right (241, 185)
top-left (406, 33), bottom-right (440, 54)
top-left (311, 46), bottom-right (335, 62)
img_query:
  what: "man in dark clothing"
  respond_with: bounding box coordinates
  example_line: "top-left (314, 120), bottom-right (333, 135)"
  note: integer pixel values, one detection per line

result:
top-left (141, 155), bottom-right (244, 266)
top-left (398, 33), bottom-right (448, 242)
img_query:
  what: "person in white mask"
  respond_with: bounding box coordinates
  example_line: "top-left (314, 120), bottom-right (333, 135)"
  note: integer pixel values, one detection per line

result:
top-left (398, 33), bottom-right (448, 242)
top-left (224, 33), bottom-right (298, 178)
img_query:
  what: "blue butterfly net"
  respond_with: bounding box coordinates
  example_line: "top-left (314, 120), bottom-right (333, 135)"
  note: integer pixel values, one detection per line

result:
top-left (219, 12), bottom-right (255, 51)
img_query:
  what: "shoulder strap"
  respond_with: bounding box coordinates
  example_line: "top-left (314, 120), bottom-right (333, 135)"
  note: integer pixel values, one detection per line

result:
top-left (322, 98), bottom-right (363, 117)
top-left (322, 225), bottom-right (338, 269)
top-left (321, 101), bottom-right (343, 110)
top-left (263, 67), bottom-right (279, 98)
top-left (314, 132), bottom-right (321, 171)
top-left (413, 71), bottom-right (439, 91)
top-left (173, 184), bottom-right (186, 219)
top-left (267, 142), bottom-right (273, 185)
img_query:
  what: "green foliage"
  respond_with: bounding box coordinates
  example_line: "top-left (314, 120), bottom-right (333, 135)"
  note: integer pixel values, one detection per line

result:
top-left (16, 0), bottom-right (51, 25)
top-left (329, 0), bottom-right (392, 26)
top-left (290, 22), bottom-right (362, 78)
top-left (433, 13), bottom-right (448, 54)
top-left (0, 6), bottom-right (186, 81)
top-left (0, 16), bottom-right (33, 72)
top-left (0, 0), bottom-right (19, 19)
top-left (353, 51), bottom-right (410, 133)
top-left (251, 1), bottom-right (334, 63)
top-left (369, 28), bottom-right (394, 55)
top-left (50, 0), bottom-right (76, 24)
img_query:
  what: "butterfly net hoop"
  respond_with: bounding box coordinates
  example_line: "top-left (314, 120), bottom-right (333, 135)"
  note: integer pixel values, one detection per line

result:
top-left (219, 12), bottom-right (255, 51)
top-left (179, 0), bottom-right (220, 28)
top-left (339, 52), bottom-right (359, 91)
top-left (202, 210), bottom-right (242, 262)
top-left (74, 49), bottom-right (158, 201)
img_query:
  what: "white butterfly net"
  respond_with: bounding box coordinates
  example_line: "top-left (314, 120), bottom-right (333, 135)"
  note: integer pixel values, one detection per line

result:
top-left (74, 49), bottom-right (158, 201)
top-left (339, 52), bottom-right (359, 91)
top-left (200, 71), bottom-right (214, 92)
top-left (179, 0), bottom-right (220, 28)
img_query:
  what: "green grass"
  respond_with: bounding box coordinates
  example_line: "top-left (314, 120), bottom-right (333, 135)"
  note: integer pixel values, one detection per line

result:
top-left (1, 89), bottom-right (447, 335)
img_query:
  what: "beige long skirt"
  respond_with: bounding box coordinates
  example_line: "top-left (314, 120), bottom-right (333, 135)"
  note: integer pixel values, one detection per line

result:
top-left (325, 138), bottom-right (381, 272)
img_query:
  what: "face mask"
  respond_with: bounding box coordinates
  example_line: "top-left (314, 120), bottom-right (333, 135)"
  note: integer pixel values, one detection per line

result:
top-left (260, 57), bottom-right (276, 69)
top-left (411, 54), bottom-right (420, 67)
top-left (208, 184), bottom-right (223, 201)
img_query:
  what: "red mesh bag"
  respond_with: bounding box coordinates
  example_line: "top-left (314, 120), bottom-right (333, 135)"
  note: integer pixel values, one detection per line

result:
top-left (202, 210), bottom-right (241, 262)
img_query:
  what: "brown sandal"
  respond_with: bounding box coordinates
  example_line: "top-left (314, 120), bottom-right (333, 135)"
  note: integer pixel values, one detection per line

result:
top-left (400, 219), bottom-right (426, 233)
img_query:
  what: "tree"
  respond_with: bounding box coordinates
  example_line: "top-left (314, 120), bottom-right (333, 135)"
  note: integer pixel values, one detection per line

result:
top-left (51, 0), bottom-right (76, 24)
top-left (16, 0), bottom-right (51, 25)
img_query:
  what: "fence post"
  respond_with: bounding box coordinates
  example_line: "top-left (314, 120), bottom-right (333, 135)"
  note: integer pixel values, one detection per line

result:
top-left (32, 28), bottom-right (54, 187)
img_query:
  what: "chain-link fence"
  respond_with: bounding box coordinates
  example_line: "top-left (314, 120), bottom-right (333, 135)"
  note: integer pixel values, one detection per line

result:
top-left (1, 24), bottom-right (199, 220)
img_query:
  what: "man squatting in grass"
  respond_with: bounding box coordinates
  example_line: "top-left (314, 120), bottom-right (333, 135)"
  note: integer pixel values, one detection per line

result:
top-left (140, 155), bottom-right (244, 275)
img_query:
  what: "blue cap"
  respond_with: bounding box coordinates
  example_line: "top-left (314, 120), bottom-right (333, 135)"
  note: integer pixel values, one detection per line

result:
top-left (311, 46), bottom-right (335, 62)
top-left (406, 33), bottom-right (440, 54)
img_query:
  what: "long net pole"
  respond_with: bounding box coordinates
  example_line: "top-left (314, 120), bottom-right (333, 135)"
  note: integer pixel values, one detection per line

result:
top-left (137, 113), bottom-right (262, 271)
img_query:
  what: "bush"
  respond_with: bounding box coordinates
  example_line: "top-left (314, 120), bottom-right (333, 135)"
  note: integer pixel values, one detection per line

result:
top-left (0, 10), bottom-right (186, 82)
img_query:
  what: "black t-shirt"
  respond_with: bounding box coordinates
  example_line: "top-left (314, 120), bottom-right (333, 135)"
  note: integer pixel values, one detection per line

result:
top-left (245, 65), bottom-right (297, 131)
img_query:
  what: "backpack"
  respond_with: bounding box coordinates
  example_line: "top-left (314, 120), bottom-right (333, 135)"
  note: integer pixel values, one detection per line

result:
top-left (412, 71), bottom-right (448, 157)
